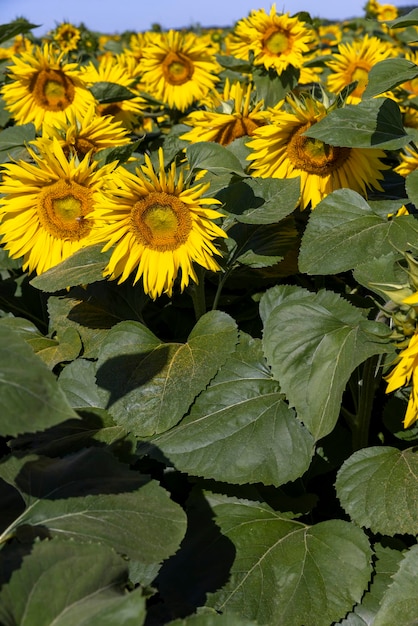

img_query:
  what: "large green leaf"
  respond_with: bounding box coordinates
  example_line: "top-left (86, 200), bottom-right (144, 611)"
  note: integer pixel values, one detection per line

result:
top-left (0, 539), bottom-right (146, 626)
top-left (0, 448), bottom-right (186, 564)
top-left (339, 543), bottom-right (404, 626)
top-left (169, 610), bottom-right (258, 625)
top-left (89, 81), bottom-right (137, 103)
top-left (151, 333), bottom-right (314, 486)
top-left (96, 311), bottom-right (238, 436)
top-left (387, 7), bottom-right (418, 28)
top-left (335, 446), bottom-right (418, 536)
top-left (186, 142), bottom-right (247, 177)
top-left (262, 287), bottom-right (391, 440)
top-left (206, 494), bottom-right (372, 626)
top-left (0, 123), bottom-right (36, 163)
top-left (363, 58), bottom-right (418, 98)
top-left (217, 177), bottom-right (300, 224)
top-left (373, 544), bottom-right (418, 626)
top-left (298, 189), bottom-right (418, 275)
top-left (303, 98), bottom-right (408, 149)
top-left (0, 326), bottom-right (79, 437)
top-left (30, 245), bottom-right (110, 292)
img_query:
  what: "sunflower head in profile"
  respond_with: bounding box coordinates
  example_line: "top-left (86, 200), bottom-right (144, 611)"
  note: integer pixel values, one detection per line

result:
top-left (246, 94), bottom-right (389, 210)
top-left (35, 105), bottom-right (131, 160)
top-left (139, 30), bottom-right (221, 112)
top-left (91, 148), bottom-right (227, 299)
top-left (228, 4), bottom-right (313, 74)
top-left (0, 138), bottom-right (116, 275)
top-left (1, 43), bottom-right (95, 129)
top-left (180, 79), bottom-right (268, 146)
top-left (326, 35), bottom-right (393, 104)
top-left (394, 144), bottom-right (418, 178)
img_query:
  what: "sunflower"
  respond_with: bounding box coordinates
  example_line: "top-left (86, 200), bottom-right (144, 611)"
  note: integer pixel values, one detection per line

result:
top-left (52, 23), bottom-right (82, 53)
top-left (139, 30), bottom-right (220, 112)
top-left (228, 4), bottom-right (313, 74)
top-left (385, 331), bottom-right (418, 428)
top-left (0, 138), bottom-right (115, 275)
top-left (35, 105), bottom-right (131, 160)
top-left (375, 3), bottom-right (399, 21)
top-left (1, 43), bottom-right (95, 129)
top-left (180, 80), bottom-right (268, 146)
top-left (246, 95), bottom-right (389, 210)
top-left (326, 35), bottom-right (393, 103)
top-left (394, 144), bottom-right (418, 178)
top-left (81, 53), bottom-right (147, 129)
top-left (91, 148), bottom-right (227, 299)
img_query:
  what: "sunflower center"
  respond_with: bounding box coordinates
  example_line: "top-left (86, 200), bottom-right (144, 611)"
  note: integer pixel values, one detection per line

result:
top-left (263, 28), bottom-right (290, 55)
top-left (131, 191), bottom-right (192, 250)
top-left (287, 122), bottom-right (351, 175)
top-left (63, 137), bottom-right (97, 159)
top-left (162, 51), bottom-right (194, 85)
top-left (215, 116), bottom-right (265, 145)
top-left (37, 179), bottom-right (93, 240)
top-left (30, 68), bottom-right (75, 111)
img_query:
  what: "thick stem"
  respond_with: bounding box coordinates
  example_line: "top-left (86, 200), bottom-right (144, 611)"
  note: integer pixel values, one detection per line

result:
top-left (351, 355), bottom-right (382, 451)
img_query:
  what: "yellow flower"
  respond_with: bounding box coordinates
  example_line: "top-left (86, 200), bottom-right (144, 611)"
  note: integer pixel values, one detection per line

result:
top-left (326, 35), bottom-right (393, 103)
top-left (228, 4), bottom-right (313, 74)
top-left (139, 30), bottom-right (221, 111)
top-left (180, 80), bottom-right (268, 145)
top-left (34, 105), bottom-right (131, 160)
top-left (394, 145), bottom-right (418, 178)
top-left (385, 332), bottom-right (418, 428)
top-left (91, 149), bottom-right (227, 299)
top-left (1, 43), bottom-right (95, 130)
top-left (0, 138), bottom-right (115, 275)
top-left (52, 23), bottom-right (82, 53)
top-left (375, 3), bottom-right (398, 21)
top-left (246, 95), bottom-right (388, 210)
top-left (81, 53), bottom-right (146, 129)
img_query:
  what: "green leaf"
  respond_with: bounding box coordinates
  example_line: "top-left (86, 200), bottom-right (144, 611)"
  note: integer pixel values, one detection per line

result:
top-left (353, 251), bottom-right (406, 301)
top-left (0, 448), bottom-right (187, 563)
top-left (298, 189), bottom-right (418, 275)
top-left (387, 7), bottom-right (418, 28)
top-left (0, 326), bottom-right (79, 437)
top-left (151, 333), bottom-right (314, 486)
top-left (339, 542), bottom-right (404, 626)
top-left (206, 494), bottom-right (372, 626)
top-left (405, 168), bottom-right (418, 208)
top-left (30, 245), bottom-right (110, 292)
top-left (218, 177), bottom-right (300, 224)
top-left (0, 19), bottom-right (39, 45)
top-left (373, 544), bottom-right (418, 626)
top-left (58, 358), bottom-right (107, 409)
top-left (303, 98), bottom-right (408, 149)
top-left (364, 58), bottom-right (418, 98)
top-left (336, 446), bottom-right (418, 536)
top-left (253, 65), bottom-right (300, 106)
top-left (89, 81), bottom-right (137, 103)
top-left (262, 287), bottom-right (391, 440)
top-left (169, 610), bottom-right (258, 625)
top-left (0, 539), bottom-right (146, 626)
top-left (96, 311), bottom-right (238, 437)
top-left (0, 123), bottom-right (36, 162)
top-left (186, 142), bottom-right (247, 177)
top-left (35, 326), bottom-right (82, 369)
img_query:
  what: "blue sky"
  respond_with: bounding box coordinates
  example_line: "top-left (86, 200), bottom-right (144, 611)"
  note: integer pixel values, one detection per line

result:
top-left (0, 0), bottom-right (413, 35)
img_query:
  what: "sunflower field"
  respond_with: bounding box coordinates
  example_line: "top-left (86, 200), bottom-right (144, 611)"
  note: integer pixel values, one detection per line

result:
top-left (4, 1), bottom-right (418, 624)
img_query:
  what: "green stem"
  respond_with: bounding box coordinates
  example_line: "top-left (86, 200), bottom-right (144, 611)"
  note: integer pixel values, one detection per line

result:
top-left (351, 355), bottom-right (381, 451)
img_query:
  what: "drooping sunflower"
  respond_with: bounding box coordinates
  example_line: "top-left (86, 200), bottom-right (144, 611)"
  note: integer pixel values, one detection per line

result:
top-left (35, 105), bottom-right (131, 160)
top-left (385, 331), bottom-right (418, 428)
top-left (91, 149), bottom-right (227, 299)
top-left (1, 43), bottom-right (95, 129)
top-left (180, 80), bottom-right (268, 146)
top-left (81, 53), bottom-right (147, 129)
top-left (139, 30), bottom-right (221, 112)
top-left (228, 4), bottom-right (313, 74)
top-left (326, 35), bottom-right (393, 103)
top-left (0, 138), bottom-right (116, 275)
top-left (246, 95), bottom-right (389, 210)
